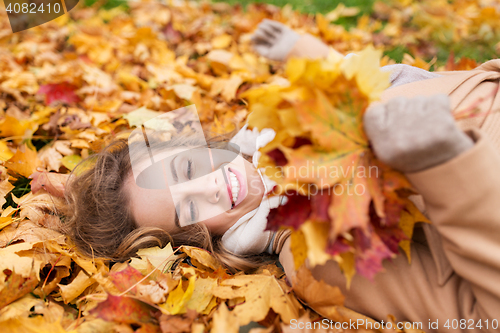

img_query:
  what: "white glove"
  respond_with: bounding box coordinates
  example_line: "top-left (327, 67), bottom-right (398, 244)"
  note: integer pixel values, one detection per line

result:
top-left (250, 19), bottom-right (301, 62)
top-left (364, 95), bottom-right (474, 173)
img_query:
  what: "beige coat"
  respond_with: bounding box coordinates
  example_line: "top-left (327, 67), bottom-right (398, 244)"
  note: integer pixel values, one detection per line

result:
top-left (280, 60), bottom-right (500, 333)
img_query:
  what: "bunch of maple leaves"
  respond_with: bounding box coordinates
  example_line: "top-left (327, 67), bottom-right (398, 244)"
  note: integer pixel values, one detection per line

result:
top-left (0, 0), bottom-right (498, 332)
top-left (245, 47), bottom-right (432, 285)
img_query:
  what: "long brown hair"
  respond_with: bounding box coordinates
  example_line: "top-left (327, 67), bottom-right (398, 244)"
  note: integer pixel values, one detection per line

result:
top-left (61, 129), bottom-right (275, 273)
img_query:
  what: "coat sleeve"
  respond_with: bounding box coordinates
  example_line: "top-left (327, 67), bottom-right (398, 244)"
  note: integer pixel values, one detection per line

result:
top-left (405, 127), bottom-right (500, 332)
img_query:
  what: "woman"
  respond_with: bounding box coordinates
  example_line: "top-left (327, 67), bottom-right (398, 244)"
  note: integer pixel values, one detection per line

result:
top-left (63, 19), bottom-right (500, 332)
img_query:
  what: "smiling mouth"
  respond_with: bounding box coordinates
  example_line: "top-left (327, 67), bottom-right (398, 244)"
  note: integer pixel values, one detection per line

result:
top-left (229, 169), bottom-right (240, 207)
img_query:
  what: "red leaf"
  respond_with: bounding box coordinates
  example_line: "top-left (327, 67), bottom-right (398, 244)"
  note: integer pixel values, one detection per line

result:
top-left (328, 174), bottom-right (372, 240)
top-left (380, 170), bottom-right (412, 227)
top-left (325, 236), bottom-right (352, 256)
top-left (90, 294), bottom-right (158, 327)
top-left (353, 228), bottom-right (372, 253)
top-left (291, 137), bottom-right (312, 149)
top-left (354, 226), bottom-right (394, 281)
top-left (108, 266), bottom-right (146, 295)
top-left (266, 190), bottom-right (333, 231)
top-left (266, 192), bottom-right (311, 231)
top-left (37, 83), bottom-right (80, 106)
top-left (370, 203), bottom-right (408, 254)
top-left (266, 148), bottom-right (287, 167)
top-left (381, 193), bottom-right (406, 227)
top-left (163, 22), bottom-right (182, 44)
top-left (309, 190), bottom-right (332, 223)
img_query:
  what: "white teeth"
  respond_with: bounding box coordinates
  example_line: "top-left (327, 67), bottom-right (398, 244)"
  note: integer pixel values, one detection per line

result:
top-left (229, 170), bottom-right (239, 204)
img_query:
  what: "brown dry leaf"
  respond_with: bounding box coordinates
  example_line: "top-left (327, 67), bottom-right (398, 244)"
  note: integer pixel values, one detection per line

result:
top-left (0, 220), bottom-right (65, 248)
top-left (0, 166), bottom-right (14, 209)
top-left (0, 294), bottom-right (44, 322)
top-left (211, 273), bottom-right (302, 326)
top-left (136, 280), bottom-right (170, 304)
top-left (281, 311), bottom-right (334, 333)
top-left (58, 270), bottom-right (96, 304)
top-left (0, 271), bottom-right (39, 310)
top-left (158, 309), bottom-right (198, 333)
top-left (37, 146), bottom-right (64, 172)
top-left (210, 76), bottom-right (244, 102)
top-left (71, 318), bottom-right (116, 333)
top-left (210, 302), bottom-right (239, 333)
top-left (12, 190), bottom-right (64, 224)
top-left (0, 315), bottom-right (70, 333)
top-left (0, 242), bottom-right (42, 286)
top-left (35, 266), bottom-right (71, 297)
top-left (291, 265), bottom-right (345, 319)
top-left (178, 245), bottom-right (221, 271)
top-left (29, 172), bottom-right (68, 197)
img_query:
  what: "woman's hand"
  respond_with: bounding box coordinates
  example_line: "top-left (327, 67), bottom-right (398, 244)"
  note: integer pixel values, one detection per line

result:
top-left (364, 94), bottom-right (474, 173)
top-left (250, 19), bottom-right (301, 62)
top-left (251, 19), bottom-right (332, 61)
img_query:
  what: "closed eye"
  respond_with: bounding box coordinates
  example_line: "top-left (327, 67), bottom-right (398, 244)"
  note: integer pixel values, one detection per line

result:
top-left (189, 200), bottom-right (196, 222)
top-left (187, 159), bottom-right (193, 179)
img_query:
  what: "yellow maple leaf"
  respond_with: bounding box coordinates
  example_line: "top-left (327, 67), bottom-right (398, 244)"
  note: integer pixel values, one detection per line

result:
top-left (210, 303), bottom-right (239, 333)
top-left (5, 145), bottom-right (40, 178)
top-left (130, 243), bottom-right (178, 275)
top-left (211, 273), bottom-right (302, 326)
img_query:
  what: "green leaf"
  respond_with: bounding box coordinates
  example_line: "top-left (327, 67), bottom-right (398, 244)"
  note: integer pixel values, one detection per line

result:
top-left (61, 155), bottom-right (83, 171)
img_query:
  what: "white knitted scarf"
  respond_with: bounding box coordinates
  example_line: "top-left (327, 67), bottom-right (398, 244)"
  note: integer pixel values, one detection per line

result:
top-left (221, 126), bottom-right (286, 255)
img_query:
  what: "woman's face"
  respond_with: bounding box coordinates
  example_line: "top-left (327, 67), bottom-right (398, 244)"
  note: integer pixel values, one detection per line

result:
top-left (126, 146), bottom-right (266, 235)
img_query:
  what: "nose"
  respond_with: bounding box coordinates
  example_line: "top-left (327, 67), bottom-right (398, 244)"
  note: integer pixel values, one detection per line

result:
top-left (180, 172), bottom-right (221, 204)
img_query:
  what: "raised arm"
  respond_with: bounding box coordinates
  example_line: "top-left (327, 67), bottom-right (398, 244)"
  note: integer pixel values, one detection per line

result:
top-left (366, 94), bottom-right (500, 331)
top-left (250, 19), bottom-right (334, 61)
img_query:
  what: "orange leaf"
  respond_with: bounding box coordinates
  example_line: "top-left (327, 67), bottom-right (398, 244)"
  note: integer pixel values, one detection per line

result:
top-left (0, 271), bottom-right (38, 309)
top-left (329, 173), bottom-right (372, 240)
top-left (5, 145), bottom-right (40, 178)
top-left (90, 294), bottom-right (159, 327)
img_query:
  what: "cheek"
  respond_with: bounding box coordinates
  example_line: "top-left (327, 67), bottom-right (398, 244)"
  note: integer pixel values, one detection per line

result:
top-left (200, 214), bottom-right (232, 234)
top-left (245, 169), bottom-right (265, 199)
top-left (131, 187), bottom-right (176, 231)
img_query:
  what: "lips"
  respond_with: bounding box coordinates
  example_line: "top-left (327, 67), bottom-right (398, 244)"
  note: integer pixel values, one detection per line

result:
top-left (224, 166), bottom-right (246, 209)
top-left (228, 167), bottom-right (246, 208)
top-left (225, 168), bottom-right (234, 208)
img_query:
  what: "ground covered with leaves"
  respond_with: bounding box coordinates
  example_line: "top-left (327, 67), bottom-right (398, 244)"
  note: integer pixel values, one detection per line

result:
top-left (0, 0), bottom-right (499, 332)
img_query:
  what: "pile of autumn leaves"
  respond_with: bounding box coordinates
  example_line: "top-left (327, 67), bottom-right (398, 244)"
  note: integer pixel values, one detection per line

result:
top-left (0, 0), bottom-right (499, 332)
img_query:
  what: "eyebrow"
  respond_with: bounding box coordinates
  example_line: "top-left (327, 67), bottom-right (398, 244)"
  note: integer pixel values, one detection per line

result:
top-left (161, 159), bottom-right (181, 229)
top-left (174, 203), bottom-right (181, 229)
top-left (170, 155), bottom-right (178, 182)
